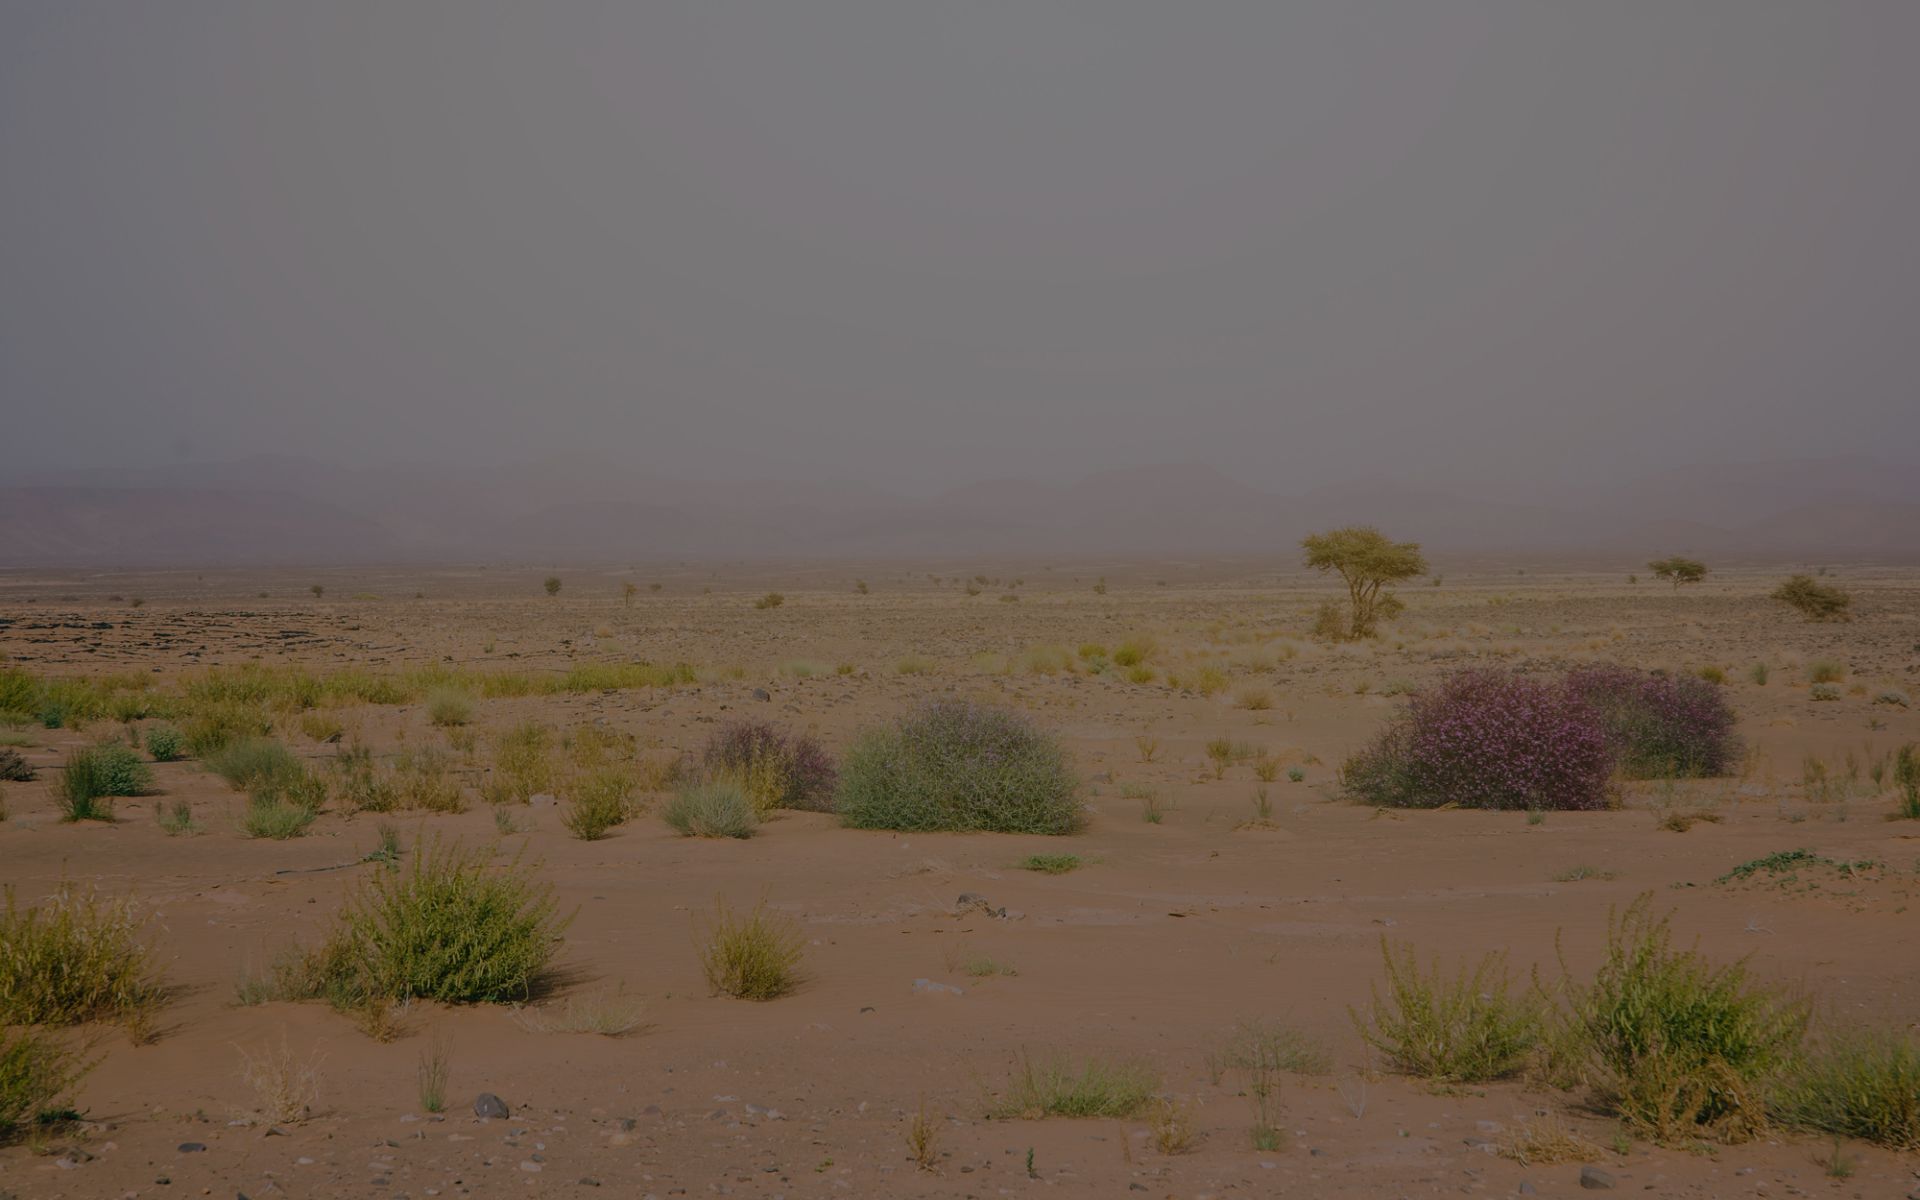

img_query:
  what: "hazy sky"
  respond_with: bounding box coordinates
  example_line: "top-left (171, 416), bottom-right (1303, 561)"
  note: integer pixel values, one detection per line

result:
top-left (3, 3), bottom-right (1915, 496)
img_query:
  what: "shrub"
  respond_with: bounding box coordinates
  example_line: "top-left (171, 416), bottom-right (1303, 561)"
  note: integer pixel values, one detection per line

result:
top-left (483, 722), bottom-right (553, 805)
top-left (562, 767), bottom-right (635, 840)
top-left (241, 794), bottom-right (319, 839)
top-left (663, 780), bottom-right (758, 838)
top-left (1564, 664), bottom-right (1740, 778)
top-left (1352, 940), bottom-right (1543, 1083)
top-left (701, 721), bottom-right (837, 814)
top-left (181, 699), bottom-right (272, 757)
top-left (333, 839), bottom-right (567, 1004)
top-left (753, 592), bottom-right (784, 610)
top-left (0, 1028), bottom-right (90, 1145)
top-left (1341, 670), bottom-right (1612, 811)
top-left (837, 700), bottom-right (1081, 834)
top-left (990, 1053), bottom-right (1160, 1119)
top-left (1810, 682), bottom-right (1841, 702)
top-left (390, 747), bottom-right (464, 813)
top-left (156, 799), bottom-right (197, 836)
top-left (0, 747), bottom-right (33, 782)
top-left (206, 736), bottom-right (304, 791)
top-left (697, 898), bottom-right (802, 1000)
top-left (1807, 659), bottom-right (1846, 684)
top-left (1564, 895), bottom-right (1808, 1143)
top-left (1020, 854), bottom-right (1080, 875)
top-left (1771, 575), bottom-right (1852, 622)
top-left (143, 724), bottom-right (185, 761)
top-left (425, 688), bottom-right (474, 727)
top-left (1894, 745), bottom-right (1920, 820)
top-left (1775, 1027), bottom-right (1920, 1150)
top-left (56, 744), bottom-right (154, 821)
top-left (0, 884), bottom-right (164, 1031)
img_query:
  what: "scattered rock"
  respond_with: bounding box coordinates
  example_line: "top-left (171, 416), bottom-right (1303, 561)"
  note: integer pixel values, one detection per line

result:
top-left (474, 1093), bottom-right (510, 1119)
top-left (1578, 1165), bottom-right (1616, 1190)
top-left (752, 688), bottom-right (771, 702)
top-left (177, 1142), bottom-right (207, 1153)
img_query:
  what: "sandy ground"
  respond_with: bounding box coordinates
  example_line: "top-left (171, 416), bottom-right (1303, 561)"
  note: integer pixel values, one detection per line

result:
top-left (2, 560), bottom-right (1917, 1200)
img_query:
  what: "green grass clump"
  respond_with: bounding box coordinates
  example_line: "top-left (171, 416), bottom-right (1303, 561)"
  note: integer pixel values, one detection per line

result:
top-left (56, 743), bottom-right (154, 821)
top-left (1893, 744), bottom-right (1920, 820)
top-left (697, 898), bottom-right (803, 1000)
top-left (143, 724), bottom-right (185, 761)
top-left (1020, 854), bottom-right (1081, 875)
top-left (990, 1053), bottom-right (1160, 1119)
top-left (331, 839), bottom-right (568, 1004)
top-left (663, 780), bottom-right (758, 839)
top-left (1563, 895), bottom-right (1808, 1143)
top-left (205, 736), bottom-right (303, 791)
top-left (155, 800), bottom-right (198, 836)
top-left (1807, 660), bottom-right (1846, 685)
top-left (1716, 849), bottom-right (1878, 884)
top-left (180, 699), bottom-right (273, 757)
top-left (0, 885), bottom-right (164, 1033)
top-left (425, 688), bottom-right (474, 727)
top-left (0, 1027), bottom-right (91, 1145)
top-left (1775, 1028), bottom-right (1920, 1150)
top-left (837, 700), bottom-right (1081, 835)
top-left (241, 794), bottom-right (320, 839)
top-left (1353, 940), bottom-right (1543, 1083)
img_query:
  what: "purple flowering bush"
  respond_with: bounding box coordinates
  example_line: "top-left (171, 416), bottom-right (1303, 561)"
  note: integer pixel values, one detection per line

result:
top-left (837, 699), bottom-right (1081, 834)
top-left (1341, 669), bottom-right (1615, 811)
top-left (701, 720), bottom-right (838, 813)
top-left (1563, 664), bottom-right (1739, 779)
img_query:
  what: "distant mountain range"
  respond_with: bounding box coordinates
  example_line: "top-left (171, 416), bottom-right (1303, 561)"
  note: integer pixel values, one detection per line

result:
top-left (4, 454), bottom-right (1916, 566)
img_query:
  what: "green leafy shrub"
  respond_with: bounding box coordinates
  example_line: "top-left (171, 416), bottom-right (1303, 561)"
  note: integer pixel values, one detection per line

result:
top-left (1352, 940), bottom-right (1543, 1083)
top-left (663, 780), bottom-right (757, 839)
top-left (0, 884), bottom-right (163, 1032)
top-left (990, 1053), bottom-right (1160, 1119)
top-left (1564, 895), bottom-right (1808, 1143)
top-left (143, 724), bottom-right (185, 761)
top-left (697, 898), bottom-right (802, 1000)
top-left (0, 1027), bottom-right (91, 1145)
top-left (331, 839), bottom-right (568, 1004)
top-left (56, 744), bottom-right (153, 821)
top-left (206, 736), bottom-right (303, 791)
top-left (1775, 1027), bottom-right (1920, 1150)
top-left (837, 700), bottom-right (1081, 834)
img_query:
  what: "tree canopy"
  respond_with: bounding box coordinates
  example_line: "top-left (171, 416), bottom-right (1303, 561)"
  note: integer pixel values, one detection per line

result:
top-left (1648, 557), bottom-right (1708, 589)
top-left (1302, 525), bottom-right (1427, 640)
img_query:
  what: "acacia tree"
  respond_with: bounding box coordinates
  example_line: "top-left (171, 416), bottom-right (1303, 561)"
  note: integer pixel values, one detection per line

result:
top-left (1648, 556), bottom-right (1707, 590)
top-left (1302, 525), bottom-right (1427, 640)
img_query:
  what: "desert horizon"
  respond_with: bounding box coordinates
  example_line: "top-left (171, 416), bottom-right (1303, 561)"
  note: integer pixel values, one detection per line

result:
top-left (5, 4), bottom-right (1919, 1198)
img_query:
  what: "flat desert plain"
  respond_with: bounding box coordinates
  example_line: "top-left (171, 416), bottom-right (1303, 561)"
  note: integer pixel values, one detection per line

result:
top-left (2, 560), bottom-right (1917, 1200)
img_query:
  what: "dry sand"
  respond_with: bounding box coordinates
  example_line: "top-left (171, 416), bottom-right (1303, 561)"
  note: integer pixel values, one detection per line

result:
top-left (1, 560), bottom-right (1917, 1199)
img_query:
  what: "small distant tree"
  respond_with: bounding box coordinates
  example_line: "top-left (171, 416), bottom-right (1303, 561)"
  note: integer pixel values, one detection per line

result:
top-left (309, 584), bottom-right (324, 599)
top-left (1301, 525), bottom-right (1427, 640)
top-left (543, 576), bottom-right (561, 597)
top-left (1648, 557), bottom-right (1707, 590)
top-left (621, 582), bottom-right (638, 607)
top-left (1771, 574), bottom-right (1851, 623)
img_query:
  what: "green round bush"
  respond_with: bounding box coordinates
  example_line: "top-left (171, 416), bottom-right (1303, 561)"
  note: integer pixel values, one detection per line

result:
top-left (837, 699), bottom-right (1081, 834)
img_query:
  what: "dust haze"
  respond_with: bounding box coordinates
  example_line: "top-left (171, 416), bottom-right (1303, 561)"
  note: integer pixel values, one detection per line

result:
top-left (4, 3), bottom-right (1918, 562)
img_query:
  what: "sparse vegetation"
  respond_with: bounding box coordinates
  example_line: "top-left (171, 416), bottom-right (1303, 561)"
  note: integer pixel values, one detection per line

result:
top-left (697, 898), bottom-right (802, 1000)
top-left (0, 1027), bottom-right (91, 1145)
top-left (753, 592), bottom-right (785, 610)
top-left (1775, 1027), bottom-right (1920, 1150)
top-left (663, 779), bottom-right (758, 838)
top-left (1019, 854), bottom-right (1080, 875)
top-left (989, 1053), bottom-right (1159, 1119)
top-left (426, 688), bottom-right (474, 727)
top-left (514, 987), bottom-right (648, 1036)
top-left (837, 700), bottom-right (1081, 835)
top-left (1353, 940), bottom-right (1543, 1083)
top-left (144, 724), bottom-right (185, 761)
top-left (0, 884), bottom-right (164, 1033)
